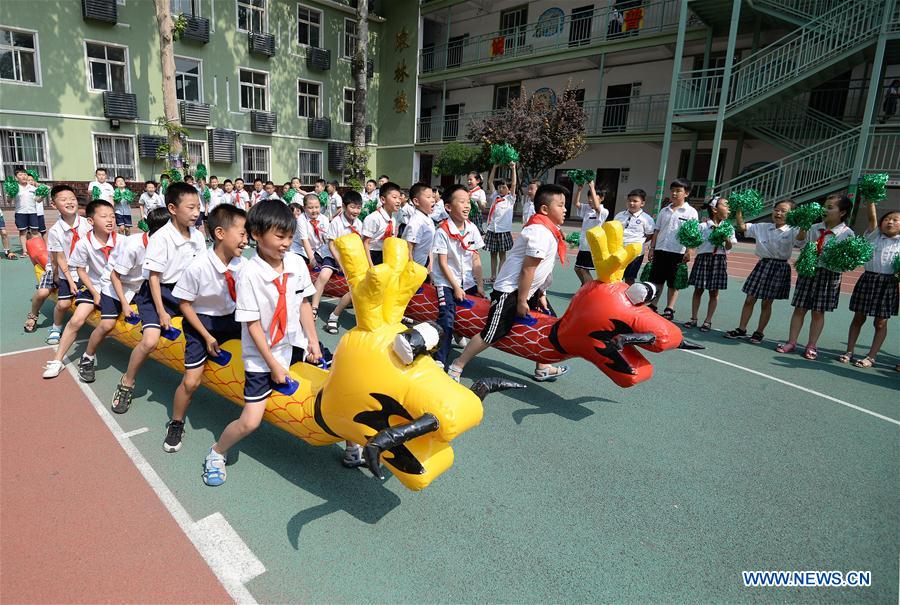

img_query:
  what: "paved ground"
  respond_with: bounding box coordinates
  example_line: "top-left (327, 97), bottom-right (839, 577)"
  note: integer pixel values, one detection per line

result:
top-left (0, 211), bottom-right (896, 604)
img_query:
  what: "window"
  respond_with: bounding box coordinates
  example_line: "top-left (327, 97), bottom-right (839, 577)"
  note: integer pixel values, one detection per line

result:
top-left (0, 28), bottom-right (38, 84)
top-left (186, 140), bottom-right (206, 168)
top-left (298, 150), bottom-right (321, 184)
top-left (237, 0), bottom-right (265, 32)
top-left (297, 5), bottom-right (321, 47)
top-left (493, 83), bottom-right (521, 110)
top-left (297, 80), bottom-right (320, 118)
top-left (170, 0), bottom-right (197, 15)
top-left (343, 18), bottom-right (357, 59)
top-left (447, 34), bottom-right (467, 69)
top-left (564, 87), bottom-right (585, 107)
top-left (85, 42), bottom-right (128, 92)
top-left (175, 57), bottom-right (201, 103)
top-left (94, 135), bottom-right (135, 180)
top-left (343, 87), bottom-right (355, 124)
top-left (0, 129), bottom-right (49, 178)
top-left (242, 145), bottom-right (269, 183)
top-left (239, 69), bottom-right (267, 111)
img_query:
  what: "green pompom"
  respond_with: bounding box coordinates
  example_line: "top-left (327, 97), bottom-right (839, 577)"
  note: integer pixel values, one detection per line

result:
top-left (565, 231), bottom-right (580, 248)
top-left (91, 185), bottom-right (101, 200)
top-left (639, 261), bottom-right (653, 282)
top-left (25, 169), bottom-right (39, 181)
top-left (674, 262), bottom-right (689, 290)
top-left (786, 202), bottom-right (824, 231)
top-left (160, 177), bottom-right (170, 195)
top-left (318, 191), bottom-right (329, 206)
top-left (676, 219), bottom-right (703, 248)
top-left (165, 168), bottom-right (182, 183)
top-left (283, 188), bottom-right (296, 203)
top-left (359, 199), bottom-right (378, 221)
top-left (566, 169), bottom-right (596, 186)
top-left (728, 189), bottom-right (764, 218)
top-left (708, 220), bottom-right (735, 248)
top-left (820, 236), bottom-right (874, 273)
top-left (138, 219), bottom-right (149, 233)
top-left (3, 176), bottom-right (19, 198)
top-left (34, 184), bottom-right (50, 198)
top-left (202, 188), bottom-right (210, 201)
top-left (194, 163), bottom-right (208, 181)
top-left (489, 143), bottom-right (519, 165)
top-left (795, 242), bottom-right (818, 277)
top-left (893, 254), bottom-right (900, 279)
top-left (857, 173), bottom-right (888, 203)
top-left (114, 188), bottom-right (134, 203)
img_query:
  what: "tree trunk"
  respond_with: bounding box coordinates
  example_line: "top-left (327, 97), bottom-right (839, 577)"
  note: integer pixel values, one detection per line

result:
top-left (155, 0), bottom-right (182, 167)
top-left (351, 0), bottom-right (369, 184)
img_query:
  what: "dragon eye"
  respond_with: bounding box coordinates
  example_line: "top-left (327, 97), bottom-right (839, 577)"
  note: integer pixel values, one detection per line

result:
top-left (392, 322), bottom-right (441, 365)
top-left (625, 282), bottom-right (657, 306)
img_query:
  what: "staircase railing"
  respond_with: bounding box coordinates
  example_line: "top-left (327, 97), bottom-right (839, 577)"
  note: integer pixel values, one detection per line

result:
top-left (750, 0), bottom-right (844, 21)
top-left (740, 99), bottom-right (852, 151)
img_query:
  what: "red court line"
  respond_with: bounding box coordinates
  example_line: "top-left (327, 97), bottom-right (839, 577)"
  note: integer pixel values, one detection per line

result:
top-left (0, 349), bottom-right (233, 605)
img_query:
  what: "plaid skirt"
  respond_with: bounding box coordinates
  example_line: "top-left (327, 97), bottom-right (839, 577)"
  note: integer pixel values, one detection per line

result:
top-left (688, 253), bottom-right (729, 290)
top-left (849, 271), bottom-right (899, 317)
top-left (484, 230), bottom-right (514, 252)
top-left (791, 267), bottom-right (841, 312)
top-left (37, 268), bottom-right (56, 290)
top-left (742, 257), bottom-right (792, 300)
top-left (469, 206), bottom-right (485, 234)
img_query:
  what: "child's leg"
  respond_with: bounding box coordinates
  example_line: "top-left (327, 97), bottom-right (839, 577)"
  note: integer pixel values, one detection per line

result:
top-left (785, 306), bottom-right (807, 344)
top-left (844, 311), bottom-right (867, 354)
top-left (449, 334), bottom-right (491, 371)
top-left (1, 228), bottom-right (12, 253)
top-left (489, 252), bottom-right (498, 280)
top-left (120, 328), bottom-right (161, 388)
top-left (665, 285), bottom-right (680, 311)
top-left (738, 295), bottom-right (757, 331)
top-left (172, 366), bottom-right (204, 422)
top-left (806, 310), bottom-right (826, 348)
top-left (574, 267), bottom-right (592, 286)
top-left (690, 288), bottom-right (703, 320)
top-left (30, 288), bottom-right (51, 317)
top-left (434, 288), bottom-right (457, 367)
top-left (51, 304), bottom-right (94, 362)
top-left (17, 229), bottom-right (28, 253)
top-left (703, 290), bottom-right (719, 324)
top-left (212, 401), bottom-right (267, 455)
top-left (756, 299), bottom-right (774, 333)
top-left (53, 298), bottom-right (71, 326)
top-left (332, 292), bottom-right (353, 317)
top-left (311, 267), bottom-right (334, 309)
top-left (84, 318), bottom-right (118, 357)
top-left (865, 317), bottom-right (889, 360)
top-left (498, 250), bottom-right (506, 271)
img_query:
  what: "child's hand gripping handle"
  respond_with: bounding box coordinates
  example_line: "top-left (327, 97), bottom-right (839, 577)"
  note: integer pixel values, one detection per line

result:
top-left (272, 378), bottom-right (300, 396)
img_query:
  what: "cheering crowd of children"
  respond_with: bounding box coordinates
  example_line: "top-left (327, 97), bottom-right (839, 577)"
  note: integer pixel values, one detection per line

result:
top-left (5, 163), bottom-right (897, 485)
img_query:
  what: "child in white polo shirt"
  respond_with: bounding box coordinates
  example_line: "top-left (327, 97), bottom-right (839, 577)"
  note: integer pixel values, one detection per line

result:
top-left (432, 184), bottom-right (486, 368)
top-left (573, 180), bottom-right (609, 286)
top-left (297, 193), bottom-right (329, 266)
top-left (10, 168), bottom-right (39, 255)
top-left (648, 178), bottom-right (699, 319)
top-left (326, 180), bottom-right (342, 218)
top-left (314, 191), bottom-right (364, 334)
top-left (139, 180), bottom-right (165, 219)
top-left (448, 184), bottom-right (569, 383)
top-left (362, 181), bottom-right (401, 266)
top-left (521, 179), bottom-right (540, 224)
top-left (42, 199), bottom-right (117, 379)
top-left (166, 205), bottom-right (248, 453)
top-left (402, 183), bottom-right (437, 269)
top-left (88, 167), bottom-right (115, 203)
top-left (111, 182), bottom-right (206, 414)
top-left (206, 176), bottom-right (225, 213)
top-left (685, 196), bottom-right (738, 332)
top-left (202, 200), bottom-right (321, 486)
top-left (484, 162), bottom-right (517, 283)
top-left (613, 188), bottom-right (655, 284)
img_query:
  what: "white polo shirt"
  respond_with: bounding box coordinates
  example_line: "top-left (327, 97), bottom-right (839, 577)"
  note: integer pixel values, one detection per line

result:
top-left (298, 213), bottom-right (330, 258)
top-left (744, 222), bottom-right (797, 260)
top-left (696, 219), bottom-right (738, 255)
top-left (431, 219), bottom-right (484, 290)
top-left (521, 196), bottom-right (535, 224)
top-left (863, 229), bottom-right (900, 274)
top-left (613, 210), bottom-right (655, 251)
top-left (486, 193), bottom-right (515, 233)
top-left (206, 187), bottom-right (226, 212)
top-left (654, 203), bottom-right (700, 254)
top-left (88, 181), bottom-right (115, 203)
top-left (402, 209), bottom-right (436, 266)
top-left (328, 192), bottom-right (343, 217)
top-left (361, 189), bottom-right (378, 204)
top-left (101, 232), bottom-right (149, 302)
top-left (173, 249), bottom-right (245, 315)
top-left (13, 183), bottom-right (37, 214)
top-left (493, 223), bottom-right (559, 298)
top-left (362, 208), bottom-right (396, 252)
top-left (139, 192), bottom-right (165, 214)
top-left (235, 252), bottom-right (316, 372)
top-left (69, 231), bottom-right (117, 285)
top-left (250, 190), bottom-right (265, 206)
top-left (398, 202), bottom-right (416, 226)
top-left (142, 220), bottom-right (206, 283)
top-left (47, 215), bottom-right (92, 279)
top-left (578, 205), bottom-right (609, 252)
top-left (802, 222), bottom-right (854, 267)
top-left (323, 213), bottom-right (363, 259)
top-left (430, 199), bottom-right (448, 223)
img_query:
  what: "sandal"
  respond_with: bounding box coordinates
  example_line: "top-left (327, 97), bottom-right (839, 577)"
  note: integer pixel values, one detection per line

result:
top-left (3, 249), bottom-right (18, 260)
top-left (202, 447), bottom-right (227, 486)
top-left (723, 328), bottom-right (746, 339)
top-left (836, 352), bottom-right (853, 364)
top-left (682, 318), bottom-right (697, 329)
top-left (775, 342), bottom-right (796, 354)
top-left (661, 307), bottom-right (674, 320)
top-left (24, 312), bottom-right (39, 333)
top-left (45, 327), bottom-right (61, 345)
top-left (802, 346), bottom-right (818, 361)
top-left (853, 356), bottom-right (875, 368)
top-left (699, 321), bottom-right (712, 333)
top-left (749, 331), bottom-right (764, 344)
top-left (311, 306), bottom-right (318, 320)
top-left (447, 365), bottom-right (462, 382)
top-left (111, 381), bottom-right (135, 414)
top-left (324, 318), bottom-right (339, 334)
top-left (533, 365), bottom-right (569, 382)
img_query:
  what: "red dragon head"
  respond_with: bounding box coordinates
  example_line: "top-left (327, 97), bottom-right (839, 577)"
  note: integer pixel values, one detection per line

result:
top-left (551, 221), bottom-right (683, 387)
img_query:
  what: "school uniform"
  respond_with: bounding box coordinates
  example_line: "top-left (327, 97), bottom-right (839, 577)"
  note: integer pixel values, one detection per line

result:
top-left (13, 183), bottom-right (39, 231)
top-left (195, 188), bottom-right (208, 227)
top-left (206, 187), bottom-right (225, 213)
top-left (432, 219), bottom-right (485, 365)
top-left (397, 202), bottom-right (416, 238)
top-left (521, 196), bottom-right (535, 225)
top-left (46, 216), bottom-right (93, 299)
top-left (468, 186), bottom-right (487, 234)
top-left (741, 222), bottom-right (798, 300)
top-left (136, 220), bottom-right (206, 331)
top-left (327, 192), bottom-right (343, 217)
top-left (69, 231), bottom-right (118, 307)
top-left (235, 253), bottom-right (316, 403)
top-left (250, 190), bottom-right (266, 207)
top-left (791, 222), bottom-right (853, 312)
top-left (322, 213), bottom-right (363, 272)
top-left (430, 199), bottom-right (449, 224)
top-left (88, 181), bottom-right (115, 203)
top-left (234, 189), bottom-right (250, 210)
top-left (402, 209), bottom-right (436, 267)
top-left (649, 203), bottom-right (699, 287)
top-left (362, 208), bottom-right (396, 265)
top-left (361, 190), bottom-right (378, 205)
top-left (614, 209), bottom-right (655, 281)
top-left (688, 220), bottom-right (737, 291)
top-left (139, 192), bottom-right (165, 215)
top-left (98, 232), bottom-right (150, 319)
top-left (113, 189), bottom-right (133, 228)
top-left (484, 192), bottom-right (515, 253)
top-left (849, 230), bottom-right (900, 317)
top-left (574, 204), bottom-right (610, 270)
top-left (173, 250), bottom-right (245, 369)
top-left (34, 191), bottom-right (46, 233)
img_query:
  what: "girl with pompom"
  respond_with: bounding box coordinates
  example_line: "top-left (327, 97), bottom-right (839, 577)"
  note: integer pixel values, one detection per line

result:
top-left (112, 175), bottom-right (133, 236)
top-left (776, 194), bottom-right (854, 360)
top-left (466, 171), bottom-right (487, 240)
top-left (838, 203), bottom-right (900, 368)
top-left (726, 199), bottom-right (805, 343)
top-left (684, 197), bottom-right (736, 331)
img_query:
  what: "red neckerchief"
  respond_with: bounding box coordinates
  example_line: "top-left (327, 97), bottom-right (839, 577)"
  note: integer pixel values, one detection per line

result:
top-left (816, 227), bottom-right (835, 254)
top-left (269, 274), bottom-right (288, 346)
top-left (142, 232), bottom-right (149, 247)
top-left (224, 270), bottom-right (237, 302)
top-left (87, 231), bottom-right (117, 259)
top-left (342, 215), bottom-right (360, 237)
top-left (487, 193), bottom-right (508, 224)
top-left (378, 209), bottom-right (393, 240)
top-left (308, 217), bottom-right (320, 239)
top-left (525, 214), bottom-right (567, 266)
top-left (68, 217), bottom-right (82, 255)
top-left (468, 186), bottom-right (482, 194)
top-left (439, 219), bottom-right (475, 252)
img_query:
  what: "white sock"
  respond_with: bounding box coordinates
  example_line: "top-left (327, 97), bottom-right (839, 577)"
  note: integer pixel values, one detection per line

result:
top-left (52, 323), bottom-right (61, 331)
top-left (328, 312), bottom-right (339, 322)
top-left (82, 353), bottom-right (95, 361)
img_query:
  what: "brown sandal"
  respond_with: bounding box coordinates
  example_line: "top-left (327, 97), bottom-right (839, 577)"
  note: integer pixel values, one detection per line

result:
top-left (853, 356), bottom-right (875, 368)
top-left (24, 312), bottom-right (38, 333)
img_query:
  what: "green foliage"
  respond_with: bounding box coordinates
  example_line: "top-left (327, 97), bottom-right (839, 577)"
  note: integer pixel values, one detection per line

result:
top-left (676, 219), bottom-right (703, 248)
top-left (164, 168), bottom-right (183, 183)
top-left (820, 236), bottom-right (874, 273)
top-left (727, 189), bottom-right (764, 218)
top-left (433, 143), bottom-right (484, 178)
top-left (489, 143), bottom-right (519, 165)
top-left (857, 173), bottom-right (888, 203)
top-left (3, 176), bottom-right (19, 198)
top-left (172, 13), bottom-right (188, 41)
top-left (345, 146), bottom-right (371, 192)
top-left (565, 231), bottom-right (580, 248)
top-left (795, 242), bottom-right (818, 277)
top-left (786, 202), bottom-right (825, 231)
top-left (708, 221), bottom-right (735, 248)
top-left (674, 263), bottom-right (689, 290)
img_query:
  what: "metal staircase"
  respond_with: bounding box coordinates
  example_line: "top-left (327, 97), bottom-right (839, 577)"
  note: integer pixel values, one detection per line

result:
top-left (736, 98), bottom-right (853, 153)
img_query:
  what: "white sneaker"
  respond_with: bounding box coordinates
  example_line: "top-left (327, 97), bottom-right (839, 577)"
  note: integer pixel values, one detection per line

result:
top-left (453, 335), bottom-right (469, 348)
top-left (42, 360), bottom-right (65, 379)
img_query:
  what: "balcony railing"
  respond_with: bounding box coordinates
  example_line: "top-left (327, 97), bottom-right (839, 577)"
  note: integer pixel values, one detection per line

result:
top-left (420, 0), bottom-right (681, 75)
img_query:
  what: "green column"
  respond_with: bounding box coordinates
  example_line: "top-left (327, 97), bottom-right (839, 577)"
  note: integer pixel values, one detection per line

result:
top-left (705, 0), bottom-right (742, 198)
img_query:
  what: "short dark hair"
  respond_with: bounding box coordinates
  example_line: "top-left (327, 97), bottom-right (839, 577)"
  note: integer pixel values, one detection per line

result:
top-left (534, 183), bottom-right (569, 212)
top-left (94, 168), bottom-right (107, 174)
top-left (379, 181), bottom-right (401, 198)
top-left (222, 179), bottom-right (233, 185)
top-left (246, 199), bottom-right (295, 236)
top-left (234, 177), bottom-right (245, 183)
top-left (291, 177), bottom-right (301, 184)
top-left (264, 181), bottom-right (275, 187)
top-left (165, 182), bottom-right (199, 208)
top-left (378, 174), bottom-right (390, 180)
top-left (494, 178), bottom-right (510, 189)
top-left (467, 171), bottom-right (483, 185)
top-left (146, 207), bottom-right (170, 235)
top-left (50, 184), bottom-right (75, 200)
top-left (627, 188), bottom-right (647, 201)
top-left (207, 204), bottom-right (247, 234)
top-left (253, 178), bottom-right (263, 185)
top-left (114, 175), bottom-right (126, 183)
top-left (315, 178), bottom-right (327, 186)
top-left (409, 182), bottom-right (431, 201)
top-left (824, 193), bottom-right (853, 222)
top-left (289, 202), bottom-right (303, 213)
top-left (343, 190), bottom-right (363, 206)
top-left (670, 177), bottom-right (692, 191)
top-left (14, 167), bottom-right (27, 175)
top-left (145, 180), bottom-right (157, 187)
top-left (434, 185), bottom-right (444, 196)
top-left (85, 199), bottom-right (114, 217)
top-left (366, 179), bottom-right (377, 186)
top-left (209, 175), bottom-right (218, 181)
top-left (443, 184), bottom-right (468, 205)
top-left (328, 180), bottom-right (339, 187)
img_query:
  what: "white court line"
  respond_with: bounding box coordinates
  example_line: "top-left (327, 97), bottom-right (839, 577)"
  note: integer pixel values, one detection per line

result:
top-left (64, 364), bottom-right (264, 604)
top-left (0, 344), bottom-right (53, 357)
top-left (119, 427), bottom-right (149, 439)
top-left (682, 349), bottom-right (900, 427)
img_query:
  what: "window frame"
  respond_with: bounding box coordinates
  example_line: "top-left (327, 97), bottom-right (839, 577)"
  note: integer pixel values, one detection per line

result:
top-left (170, 0), bottom-right (199, 17)
top-left (296, 78), bottom-right (322, 119)
top-left (237, 67), bottom-right (268, 112)
top-left (0, 127), bottom-right (51, 179)
top-left (236, 0), bottom-right (267, 33)
top-left (342, 17), bottom-right (358, 59)
top-left (0, 25), bottom-right (41, 87)
top-left (342, 87), bottom-right (355, 124)
top-left (241, 144), bottom-right (271, 184)
top-left (92, 133), bottom-right (137, 181)
top-left (83, 39), bottom-right (130, 94)
top-left (296, 3), bottom-right (323, 48)
top-left (297, 149), bottom-right (322, 185)
top-left (492, 82), bottom-right (521, 110)
top-left (185, 138), bottom-right (207, 169)
top-left (174, 55), bottom-right (203, 103)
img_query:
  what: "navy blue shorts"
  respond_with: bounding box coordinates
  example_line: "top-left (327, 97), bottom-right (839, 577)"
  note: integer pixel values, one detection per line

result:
top-left (115, 212), bottom-right (133, 227)
top-left (243, 346), bottom-right (307, 404)
top-left (194, 212), bottom-right (206, 227)
top-left (622, 253), bottom-right (645, 281)
top-left (0, 213), bottom-right (5, 229)
top-left (134, 281), bottom-right (181, 331)
top-left (370, 250), bottom-right (383, 265)
top-left (14, 212), bottom-right (39, 231)
top-left (37, 215), bottom-right (46, 233)
top-left (99, 292), bottom-right (124, 319)
top-left (183, 313), bottom-right (241, 369)
top-left (320, 255), bottom-right (343, 275)
top-left (56, 277), bottom-right (76, 300)
top-left (74, 282), bottom-right (99, 308)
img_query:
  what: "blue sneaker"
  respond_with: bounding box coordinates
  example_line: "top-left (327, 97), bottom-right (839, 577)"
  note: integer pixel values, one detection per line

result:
top-left (202, 447), bottom-right (226, 486)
